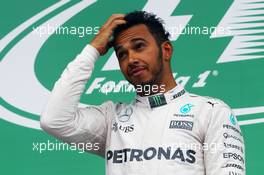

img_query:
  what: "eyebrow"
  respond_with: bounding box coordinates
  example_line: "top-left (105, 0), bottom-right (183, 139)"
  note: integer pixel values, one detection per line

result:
top-left (114, 38), bottom-right (147, 52)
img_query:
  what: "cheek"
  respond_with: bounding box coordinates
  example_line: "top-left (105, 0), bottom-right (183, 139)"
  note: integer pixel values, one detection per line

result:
top-left (119, 62), bottom-right (128, 76)
top-left (148, 53), bottom-right (161, 70)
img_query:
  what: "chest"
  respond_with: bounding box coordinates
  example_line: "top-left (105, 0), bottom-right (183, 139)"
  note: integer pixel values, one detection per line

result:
top-left (108, 103), bottom-right (205, 149)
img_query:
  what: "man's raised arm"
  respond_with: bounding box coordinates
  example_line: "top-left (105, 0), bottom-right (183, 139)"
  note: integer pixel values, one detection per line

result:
top-left (40, 14), bottom-right (126, 157)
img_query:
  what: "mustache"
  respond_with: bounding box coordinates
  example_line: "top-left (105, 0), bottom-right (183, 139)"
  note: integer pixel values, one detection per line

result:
top-left (127, 64), bottom-right (148, 76)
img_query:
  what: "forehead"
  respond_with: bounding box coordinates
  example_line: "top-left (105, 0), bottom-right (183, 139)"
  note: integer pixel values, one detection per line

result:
top-left (114, 24), bottom-right (154, 47)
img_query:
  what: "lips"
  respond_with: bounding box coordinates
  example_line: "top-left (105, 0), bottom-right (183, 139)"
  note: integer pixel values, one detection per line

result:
top-left (129, 66), bottom-right (147, 77)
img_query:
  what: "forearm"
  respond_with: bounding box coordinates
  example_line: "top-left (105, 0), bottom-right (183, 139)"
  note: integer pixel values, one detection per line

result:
top-left (40, 44), bottom-right (99, 135)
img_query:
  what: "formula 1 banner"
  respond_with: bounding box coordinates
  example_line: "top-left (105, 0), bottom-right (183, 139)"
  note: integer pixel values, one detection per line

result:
top-left (0, 0), bottom-right (264, 174)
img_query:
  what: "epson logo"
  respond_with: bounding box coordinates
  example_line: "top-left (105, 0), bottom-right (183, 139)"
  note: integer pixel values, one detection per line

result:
top-left (106, 147), bottom-right (196, 164)
top-left (223, 153), bottom-right (244, 164)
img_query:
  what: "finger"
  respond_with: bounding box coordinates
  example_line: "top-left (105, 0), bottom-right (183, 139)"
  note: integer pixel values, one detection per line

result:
top-left (108, 19), bottom-right (126, 31)
top-left (103, 14), bottom-right (125, 28)
top-left (107, 20), bottom-right (126, 48)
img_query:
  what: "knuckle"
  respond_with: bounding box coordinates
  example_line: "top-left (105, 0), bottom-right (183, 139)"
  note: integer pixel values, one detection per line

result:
top-left (113, 20), bottom-right (119, 25)
top-left (100, 26), bottom-right (106, 31)
top-left (113, 20), bottom-right (123, 25)
top-left (112, 14), bottom-right (119, 17)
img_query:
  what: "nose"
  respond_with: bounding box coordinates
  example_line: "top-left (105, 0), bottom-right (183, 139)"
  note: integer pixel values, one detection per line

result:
top-left (127, 50), bottom-right (140, 65)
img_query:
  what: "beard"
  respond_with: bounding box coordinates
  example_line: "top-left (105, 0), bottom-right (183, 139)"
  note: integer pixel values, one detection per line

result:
top-left (136, 46), bottom-right (164, 87)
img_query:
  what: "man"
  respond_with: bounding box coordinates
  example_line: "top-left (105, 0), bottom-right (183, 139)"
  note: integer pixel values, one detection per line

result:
top-left (41, 11), bottom-right (245, 175)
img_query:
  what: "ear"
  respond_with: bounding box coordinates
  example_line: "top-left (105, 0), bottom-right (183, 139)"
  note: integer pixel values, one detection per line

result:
top-left (161, 41), bottom-right (173, 62)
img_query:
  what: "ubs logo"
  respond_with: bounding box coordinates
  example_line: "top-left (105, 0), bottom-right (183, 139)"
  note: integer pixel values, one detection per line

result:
top-left (112, 122), bottom-right (134, 133)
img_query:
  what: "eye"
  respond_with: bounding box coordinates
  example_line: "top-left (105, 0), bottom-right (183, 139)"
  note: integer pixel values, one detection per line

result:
top-left (117, 51), bottom-right (127, 60)
top-left (134, 42), bottom-right (145, 50)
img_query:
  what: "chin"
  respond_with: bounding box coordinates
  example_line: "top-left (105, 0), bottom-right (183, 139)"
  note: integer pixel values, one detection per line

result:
top-left (131, 77), bottom-right (154, 86)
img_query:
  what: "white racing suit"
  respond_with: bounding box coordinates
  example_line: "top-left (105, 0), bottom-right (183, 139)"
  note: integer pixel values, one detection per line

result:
top-left (40, 44), bottom-right (245, 175)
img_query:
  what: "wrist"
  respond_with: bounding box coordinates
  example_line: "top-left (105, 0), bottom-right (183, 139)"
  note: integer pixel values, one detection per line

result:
top-left (90, 42), bottom-right (103, 55)
top-left (82, 44), bottom-right (100, 62)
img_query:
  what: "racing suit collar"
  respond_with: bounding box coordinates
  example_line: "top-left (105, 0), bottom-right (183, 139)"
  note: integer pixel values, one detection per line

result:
top-left (134, 84), bottom-right (186, 108)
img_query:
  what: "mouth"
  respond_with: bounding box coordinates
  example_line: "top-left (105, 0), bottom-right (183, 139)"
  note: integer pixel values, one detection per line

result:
top-left (129, 66), bottom-right (147, 77)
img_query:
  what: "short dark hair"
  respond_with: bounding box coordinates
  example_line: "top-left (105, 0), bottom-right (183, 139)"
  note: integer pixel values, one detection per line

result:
top-left (112, 11), bottom-right (170, 46)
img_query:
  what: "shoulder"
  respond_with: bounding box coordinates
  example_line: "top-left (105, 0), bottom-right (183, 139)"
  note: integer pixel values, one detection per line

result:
top-left (183, 92), bottom-right (234, 123)
top-left (186, 92), bottom-right (231, 110)
top-left (187, 93), bottom-right (236, 126)
top-left (185, 93), bottom-right (239, 135)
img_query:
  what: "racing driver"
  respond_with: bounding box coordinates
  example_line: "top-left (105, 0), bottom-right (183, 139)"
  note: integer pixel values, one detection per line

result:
top-left (41, 11), bottom-right (246, 175)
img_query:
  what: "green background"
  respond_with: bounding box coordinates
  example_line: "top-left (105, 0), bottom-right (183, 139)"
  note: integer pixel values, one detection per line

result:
top-left (1, 0), bottom-right (264, 174)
